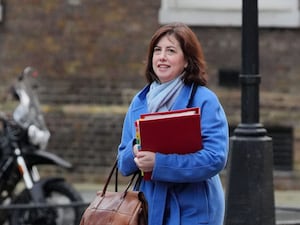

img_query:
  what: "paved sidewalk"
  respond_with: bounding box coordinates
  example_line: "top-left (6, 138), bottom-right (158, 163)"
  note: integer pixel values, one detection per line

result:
top-left (275, 190), bottom-right (300, 225)
top-left (75, 183), bottom-right (300, 224)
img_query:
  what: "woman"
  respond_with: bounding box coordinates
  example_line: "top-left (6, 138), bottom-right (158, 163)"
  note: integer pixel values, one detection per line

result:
top-left (117, 22), bottom-right (229, 225)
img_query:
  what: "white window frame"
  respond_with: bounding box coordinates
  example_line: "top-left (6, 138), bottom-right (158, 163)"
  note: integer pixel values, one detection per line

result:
top-left (159, 0), bottom-right (300, 28)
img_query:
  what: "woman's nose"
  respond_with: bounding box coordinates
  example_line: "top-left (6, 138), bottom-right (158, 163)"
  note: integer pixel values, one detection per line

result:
top-left (159, 51), bottom-right (167, 61)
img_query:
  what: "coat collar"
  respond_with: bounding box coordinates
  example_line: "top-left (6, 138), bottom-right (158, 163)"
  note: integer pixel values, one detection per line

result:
top-left (172, 83), bottom-right (194, 110)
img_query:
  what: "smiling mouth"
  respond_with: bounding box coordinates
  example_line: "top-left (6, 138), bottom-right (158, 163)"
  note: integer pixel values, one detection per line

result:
top-left (158, 64), bottom-right (169, 68)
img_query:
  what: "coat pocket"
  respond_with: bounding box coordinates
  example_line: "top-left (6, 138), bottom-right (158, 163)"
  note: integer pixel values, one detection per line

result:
top-left (176, 182), bottom-right (209, 224)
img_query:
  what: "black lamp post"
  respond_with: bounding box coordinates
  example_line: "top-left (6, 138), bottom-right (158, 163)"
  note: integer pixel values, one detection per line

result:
top-left (224, 0), bottom-right (275, 224)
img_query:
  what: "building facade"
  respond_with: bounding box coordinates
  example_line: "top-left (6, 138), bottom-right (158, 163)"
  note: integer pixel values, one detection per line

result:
top-left (0, 0), bottom-right (299, 188)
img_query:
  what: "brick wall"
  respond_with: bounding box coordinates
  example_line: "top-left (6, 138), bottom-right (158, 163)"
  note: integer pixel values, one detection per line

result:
top-left (0, 0), bottom-right (300, 186)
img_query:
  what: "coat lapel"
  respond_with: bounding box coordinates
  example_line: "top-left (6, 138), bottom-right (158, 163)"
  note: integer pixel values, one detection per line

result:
top-left (172, 84), bottom-right (194, 110)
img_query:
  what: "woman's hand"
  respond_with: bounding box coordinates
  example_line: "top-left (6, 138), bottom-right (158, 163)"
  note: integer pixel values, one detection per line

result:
top-left (133, 144), bottom-right (140, 156)
top-left (133, 145), bottom-right (155, 172)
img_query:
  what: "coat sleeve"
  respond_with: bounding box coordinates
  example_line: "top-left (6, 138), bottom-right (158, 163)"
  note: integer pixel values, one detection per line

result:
top-left (117, 101), bottom-right (140, 176)
top-left (152, 89), bottom-right (229, 183)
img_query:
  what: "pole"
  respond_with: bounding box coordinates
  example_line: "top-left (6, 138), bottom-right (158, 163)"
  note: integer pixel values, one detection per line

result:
top-left (224, 0), bottom-right (275, 224)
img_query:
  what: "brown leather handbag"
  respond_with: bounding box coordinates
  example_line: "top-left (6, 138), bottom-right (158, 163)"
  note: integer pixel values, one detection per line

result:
top-left (79, 160), bottom-right (148, 225)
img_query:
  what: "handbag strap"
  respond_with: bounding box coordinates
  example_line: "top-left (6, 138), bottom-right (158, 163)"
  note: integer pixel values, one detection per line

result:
top-left (187, 83), bottom-right (198, 108)
top-left (115, 163), bottom-right (118, 192)
top-left (102, 159), bottom-right (141, 197)
top-left (101, 160), bottom-right (118, 196)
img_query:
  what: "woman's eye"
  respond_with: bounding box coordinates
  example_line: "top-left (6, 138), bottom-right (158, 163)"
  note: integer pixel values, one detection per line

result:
top-left (167, 48), bottom-right (176, 54)
top-left (153, 47), bottom-right (161, 53)
top-left (153, 47), bottom-right (176, 55)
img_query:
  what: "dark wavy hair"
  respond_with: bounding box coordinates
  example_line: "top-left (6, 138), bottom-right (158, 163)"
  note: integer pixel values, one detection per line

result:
top-left (145, 22), bottom-right (208, 86)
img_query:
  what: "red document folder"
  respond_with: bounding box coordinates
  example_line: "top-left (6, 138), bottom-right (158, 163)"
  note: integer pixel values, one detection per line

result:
top-left (136, 107), bottom-right (203, 180)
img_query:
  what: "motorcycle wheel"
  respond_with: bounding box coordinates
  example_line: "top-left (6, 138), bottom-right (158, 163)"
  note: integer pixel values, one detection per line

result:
top-left (9, 179), bottom-right (84, 225)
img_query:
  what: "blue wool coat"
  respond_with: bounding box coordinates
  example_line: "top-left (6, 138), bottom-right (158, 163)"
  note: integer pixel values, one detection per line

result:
top-left (118, 84), bottom-right (229, 225)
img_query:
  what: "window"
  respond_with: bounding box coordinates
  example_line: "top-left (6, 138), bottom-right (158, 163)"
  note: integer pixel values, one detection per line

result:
top-left (229, 126), bottom-right (294, 170)
top-left (218, 69), bottom-right (240, 88)
top-left (159, 0), bottom-right (300, 28)
top-left (0, 3), bottom-right (3, 23)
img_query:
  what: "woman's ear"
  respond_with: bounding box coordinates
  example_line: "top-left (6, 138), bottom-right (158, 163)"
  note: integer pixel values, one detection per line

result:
top-left (184, 60), bottom-right (188, 69)
top-left (183, 59), bottom-right (189, 70)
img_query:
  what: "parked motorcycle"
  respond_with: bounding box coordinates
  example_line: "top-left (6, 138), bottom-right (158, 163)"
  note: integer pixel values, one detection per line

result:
top-left (0, 67), bottom-right (84, 225)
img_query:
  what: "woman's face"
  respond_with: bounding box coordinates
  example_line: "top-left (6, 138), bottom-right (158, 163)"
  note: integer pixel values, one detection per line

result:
top-left (152, 35), bottom-right (187, 83)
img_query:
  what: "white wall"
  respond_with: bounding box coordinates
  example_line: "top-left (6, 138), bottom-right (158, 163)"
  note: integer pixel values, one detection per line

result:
top-left (159, 0), bottom-right (300, 28)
